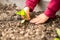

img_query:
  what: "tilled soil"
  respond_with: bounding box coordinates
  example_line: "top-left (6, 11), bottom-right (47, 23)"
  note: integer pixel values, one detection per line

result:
top-left (0, 3), bottom-right (60, 40)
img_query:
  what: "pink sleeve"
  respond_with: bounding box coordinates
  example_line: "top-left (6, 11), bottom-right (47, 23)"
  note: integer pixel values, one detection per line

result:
top-left (26, 0), bottom-right (40, 12)
top-left (44, 0), bottom-right (60, 18)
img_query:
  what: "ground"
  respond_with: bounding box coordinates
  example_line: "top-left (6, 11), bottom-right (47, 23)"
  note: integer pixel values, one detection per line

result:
top-left (0, 3), bottom-right (60, 40)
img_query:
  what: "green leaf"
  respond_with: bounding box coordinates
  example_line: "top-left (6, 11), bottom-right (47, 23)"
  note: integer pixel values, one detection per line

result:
top-left (16, 9), bottom-right (27, 19)
top-left (16, 9), bottom-right (26, 16)
top-left (56, 28), bottom-right (60, 37)
top-left (54, 38), bottom-right (60, 40)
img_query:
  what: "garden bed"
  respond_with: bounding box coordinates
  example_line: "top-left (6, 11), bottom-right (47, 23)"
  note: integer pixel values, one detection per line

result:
top-left (0, 3), bottom-right (60, 40)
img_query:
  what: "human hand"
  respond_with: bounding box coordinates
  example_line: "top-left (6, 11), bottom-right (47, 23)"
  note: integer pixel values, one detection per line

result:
top-left (16, 7), bottom-right (31, 20)
top-left (30, 13), bottom-right (49, 24)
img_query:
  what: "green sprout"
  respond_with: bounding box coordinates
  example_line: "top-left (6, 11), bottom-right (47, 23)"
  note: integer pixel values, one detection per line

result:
top-left (56, 28), bottom-right (60, 37)
top-left (54, 38), bottom-right (60, 40)
top-left (16, 9), bottom-right (27, 23)
top-left (54, 28), bottom-right (60, 40)
top-left (16, 9), bottom-right (27, 19)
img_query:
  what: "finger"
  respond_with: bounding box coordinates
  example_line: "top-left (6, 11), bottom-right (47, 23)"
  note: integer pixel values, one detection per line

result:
top-left (35, 18), bottom-right (48, 24)
top-left (24, 7), bottom-right (30, 20)
top-left (26, 12), bottom-right (31, 20)
top-left (30, 17), bottom-right (40, 23)
top-left (35, 20), bottom-right (43, 24)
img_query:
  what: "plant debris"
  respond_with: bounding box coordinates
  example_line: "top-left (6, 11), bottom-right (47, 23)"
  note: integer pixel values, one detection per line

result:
top-left (21, 20), bottom-right (25, 23)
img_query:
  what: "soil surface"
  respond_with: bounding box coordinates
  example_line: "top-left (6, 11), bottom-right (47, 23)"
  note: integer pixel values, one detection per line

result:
top-left (0, 3), bottom-right (60, 40)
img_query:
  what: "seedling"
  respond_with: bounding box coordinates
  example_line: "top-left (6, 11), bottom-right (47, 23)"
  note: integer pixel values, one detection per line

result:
top-left (54, 38), bottom-right (59, 40)
top-left (16, 9), bottom-right (27, 19)
top-left (56, 28), bottom-right (60, 37)
top-left (16, 9), bottom-right (27, 23)
top-left (54, 28), bottom-right (60, 40)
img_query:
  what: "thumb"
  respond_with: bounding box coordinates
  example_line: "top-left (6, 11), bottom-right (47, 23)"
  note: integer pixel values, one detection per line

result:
top-left (24, 7), bottom-right (31, 20)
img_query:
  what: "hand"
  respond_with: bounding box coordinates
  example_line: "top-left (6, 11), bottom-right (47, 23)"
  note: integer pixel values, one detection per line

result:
top-left (30, 13), bottom-right (49, 24)
top-left (16, 7), bottom-right (31, 20)
top-left (23, 7), bottom-right (31, 20)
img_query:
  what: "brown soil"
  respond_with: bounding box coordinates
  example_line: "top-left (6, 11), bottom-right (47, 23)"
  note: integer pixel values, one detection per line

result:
top-left (0, 3), bottom-right (60, 40)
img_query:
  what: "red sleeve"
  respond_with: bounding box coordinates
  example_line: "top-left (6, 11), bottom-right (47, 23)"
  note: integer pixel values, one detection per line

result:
top-left (26, 0), bottom-right (40, 12)
top-left (44, 0), bottom-right (60, 18)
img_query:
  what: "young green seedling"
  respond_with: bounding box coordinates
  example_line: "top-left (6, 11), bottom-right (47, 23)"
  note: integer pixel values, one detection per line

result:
top-left (16, 9), bottom-right (27, 23)
top-left (54, 38), bottom-right (60, 40)
top-left (56, 28), bottom-right (60, 37)
top-left (16, 9), bottom-right (27, 19)
top-left (54, 28), bottom-right (60, 40)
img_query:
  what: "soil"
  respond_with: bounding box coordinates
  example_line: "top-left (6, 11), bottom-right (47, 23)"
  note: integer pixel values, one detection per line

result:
top-left (0, 3), bottom-right (60, 40)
